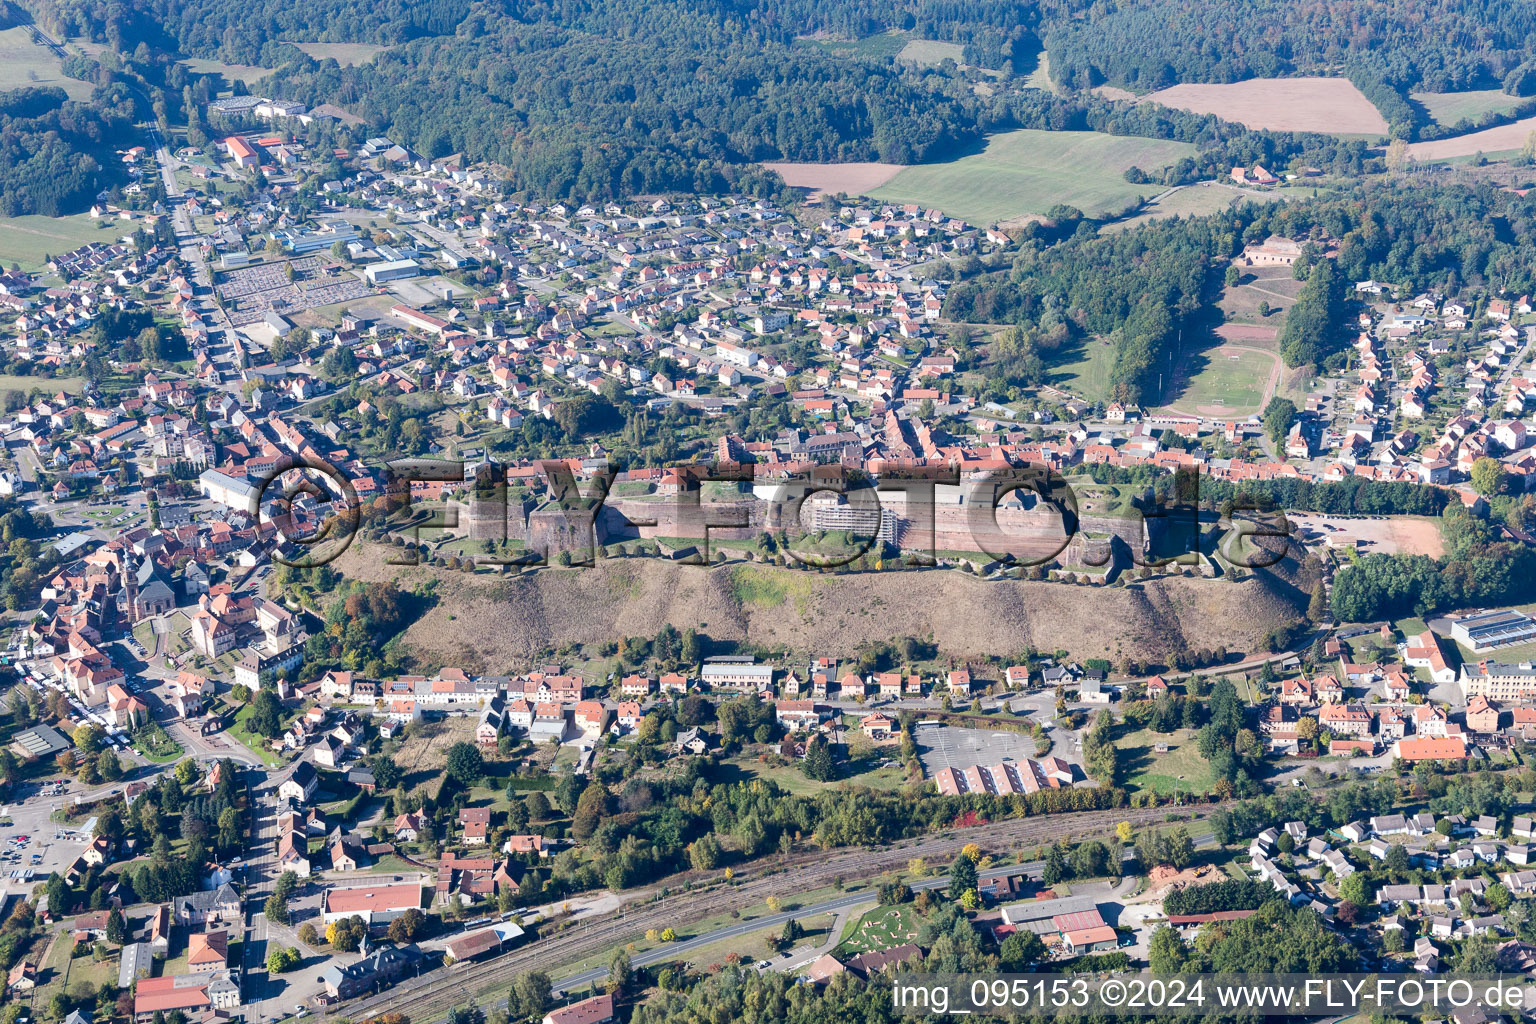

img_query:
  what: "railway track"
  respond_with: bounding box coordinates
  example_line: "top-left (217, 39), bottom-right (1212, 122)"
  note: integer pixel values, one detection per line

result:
top-left (324, 802), bottom-right (1219, 1023)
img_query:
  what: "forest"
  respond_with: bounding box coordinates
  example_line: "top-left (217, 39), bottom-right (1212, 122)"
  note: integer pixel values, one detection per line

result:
top-left (0, 0), bottom-right (1384, 203)
top-left (1038, 0), bottom-right (1536, 95)
top-left (18, 0), bottom-right (1536, 204)
top-left (1327, 543), bottom-right (1536, 624)
top-left (0, 84), bottom-right (134, 215)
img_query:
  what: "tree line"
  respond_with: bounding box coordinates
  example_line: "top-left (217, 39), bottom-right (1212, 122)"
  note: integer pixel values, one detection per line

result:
top-left (1037, 0), bottom-right (1536, 97)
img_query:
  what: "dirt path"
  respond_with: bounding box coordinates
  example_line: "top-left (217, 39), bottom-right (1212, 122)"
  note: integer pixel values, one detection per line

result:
top-left (1214, 323), bottom-right (1280, 343)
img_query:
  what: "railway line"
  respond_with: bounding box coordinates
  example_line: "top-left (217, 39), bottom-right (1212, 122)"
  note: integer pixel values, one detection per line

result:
top-left (322, 801), bottom-right (1220, 1023)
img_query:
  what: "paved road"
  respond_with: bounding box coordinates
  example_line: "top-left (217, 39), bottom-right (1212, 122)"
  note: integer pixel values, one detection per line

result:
top-left (147, 125), bottom-right (183, 199)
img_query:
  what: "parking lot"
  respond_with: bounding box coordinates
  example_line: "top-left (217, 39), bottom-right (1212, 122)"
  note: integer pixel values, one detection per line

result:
top-left (914, 723), bottom-right (1043, 779)
top-left (0, 779), bottom-right (95, 879)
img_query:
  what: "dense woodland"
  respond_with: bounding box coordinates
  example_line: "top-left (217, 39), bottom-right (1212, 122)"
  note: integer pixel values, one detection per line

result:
top-left (1038, 0), bottom-right (1536, 95)
top-left (0, 0), bottom-right (1473, 203)
top-left (16, 0), bottom-right (1536, 206)
top-left (0, 84), bottom-right (133, 216)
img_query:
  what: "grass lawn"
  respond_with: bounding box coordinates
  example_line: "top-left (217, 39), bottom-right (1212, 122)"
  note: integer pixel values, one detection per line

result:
top-left (1047, 335), bottom-right (1116, 402)
top-left (229, 704), bottom-right (287, 767)
top-left (132, 722), bottom-right (185, 763)
top-left (847, 762), bottom-right (909, 790)
top-left (466, 784), bottom-right (513, 813)
top-left (551, 895), bottom-right (852, 984)
top-left (1118, 727), bottom-right (1214, 796)
top-left (35, 934), bottom-right (118, 1010)
top-left (288, 41), bottom-right (389, 65)
top-left (868, 129), bottom-right (1196, 224)
top-left (668, 912), bottom-right (836, 970)
top-left (1103, 182), bottom-right (1282, 234)
top-left (0, 213), bottom-right (120, 273)
top-left (31, 931), bottom-right (71, 1008)
top-left (179, 56), bottom-right (273, 87)
top-left (835, 903), bottom-right (927, 955)
top-left (0, 27), bottom-right (94, 100)
top-left (732, 757), bottom-right (907, 796)
top-left (0, 373), bottom-right (85, 395)
top-left (159, 947), bottom-right (192, 977)
top-left (897, 39), bottom-right (965, 66)
top-left (1412, 89), bottom-right (1526, 126)
top-left (1163, 345), bottom-right (1275, 416)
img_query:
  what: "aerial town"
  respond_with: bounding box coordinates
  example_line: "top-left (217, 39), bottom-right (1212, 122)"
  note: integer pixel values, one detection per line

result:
top-left (9, 32), bottom-right (1536, 1024)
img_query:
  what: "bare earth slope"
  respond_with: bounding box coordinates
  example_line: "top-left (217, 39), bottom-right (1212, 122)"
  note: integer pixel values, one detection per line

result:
top-left (334, 544), bottom-right (1303, 672)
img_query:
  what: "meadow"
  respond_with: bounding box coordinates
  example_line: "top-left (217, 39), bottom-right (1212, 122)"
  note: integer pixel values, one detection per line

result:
top-left (180, 56), bottom-right (273, 87)
top-left (1047, 336), bottom-right (1116, 403)
top-left (0, 374), bottom-right (84, 394)
top-left (897, 39), bottom-right (965, 66)
top-left (290, 42), bottom-right (390, 65)
top-left (1022, 51), bottom-right (1056, 92)
top-left (793, 31), bottom-right (909, 59)
top-left (1103, 182), bottom-right (1281, 234)
top-left (1411, 89), bottom-right (1526, 126)
top-left (1118, 727), bottom-right (1215, 796)
top-left (867, 128), bottom-right (1195, 224)
top-left (0, 27), bottom-right (93, 100)
top-left (0, 213), bottom-right (119, 272)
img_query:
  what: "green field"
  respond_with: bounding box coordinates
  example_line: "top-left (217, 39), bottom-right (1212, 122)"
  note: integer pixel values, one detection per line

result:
top-left (0, 213), bottom-right (120, 272)
top-left (794, 31), bottom-right (910, 59)
top-left (1022, 50), bottom-right (1056, 92)
top-left (0, 374), bottom-right (84, 394)
top-left (1104, 182), bottom-right (1282, 234)
top-left (671, 912), bottom-right (836, 969)
top-left (1119, 727), bottom-right (1215, 796)
top-left (868, 129), bottom-right (1196, 224)
top-left (836, 904), bottom-right (927, 955)
top-left (729, 565), bottom-right (819, 611)
top-left (0, 27), bottom-right (94, 101)
top-left (1163, 346), bottom-right (1275, 415)
top-left (180, 57), bottom-right (273, 87)
top-left (290, 41), bottom-right (390, 65)
top-left (1411, 89), bottom-right (1526, 126)
top-left (1047, 335), bottom-right (1116, 402)
top-left (897, 39), bottom-right (966, 66)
